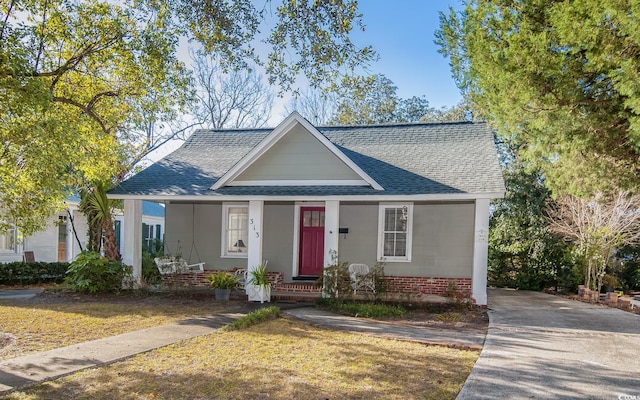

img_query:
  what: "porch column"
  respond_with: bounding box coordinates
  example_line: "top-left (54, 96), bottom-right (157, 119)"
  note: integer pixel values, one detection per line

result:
top-left (123, 199), bottom-right (142, 285)
top-left (323, 199), bottom-right (340, 270)
top-left (247, 200), bottom-right (264, 292)
top-left (472, 198), bottom-right (490, 306)
top-left (322, 201), bottom-right (340, 297)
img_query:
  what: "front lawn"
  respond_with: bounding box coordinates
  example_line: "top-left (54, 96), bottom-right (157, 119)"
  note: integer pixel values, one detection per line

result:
top-left (4, 318), bottom-right (478, 400)
top-left (0, 291), bottom-right (232, 360)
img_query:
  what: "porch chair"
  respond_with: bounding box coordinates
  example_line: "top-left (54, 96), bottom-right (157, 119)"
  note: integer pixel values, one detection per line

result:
top-left (348, 263), bottom-right (376, 295)
top-left (23, 251), bottom-right (35, 263)
top-left (154, 257), bottom-right (205, 275)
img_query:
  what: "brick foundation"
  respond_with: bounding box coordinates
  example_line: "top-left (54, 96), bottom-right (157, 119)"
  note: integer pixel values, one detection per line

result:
top-left (161, 271), bottom-right (470, 300)
top-left (382, 276), bottom-right (472, 297)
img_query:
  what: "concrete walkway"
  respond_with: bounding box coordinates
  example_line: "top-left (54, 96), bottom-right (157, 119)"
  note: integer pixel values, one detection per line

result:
top-left (285, 307), bottom-right (485, 350)
top-left (458, 288), bottom-right (640, 400)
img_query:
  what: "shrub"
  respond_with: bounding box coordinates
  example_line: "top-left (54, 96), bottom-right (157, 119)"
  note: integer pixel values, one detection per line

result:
top-left (223, 306), bottom-right (280, 331)
top-left (66, 251), bottom-right (131, 293)
top-left (142, 250), bottom-right (162, 285)
top-left (316, 298), bottom-right (408, 318)
top-left (0, 261), bottom-right (68, 285)
top-left (206, 271), bottom-right (239, 289)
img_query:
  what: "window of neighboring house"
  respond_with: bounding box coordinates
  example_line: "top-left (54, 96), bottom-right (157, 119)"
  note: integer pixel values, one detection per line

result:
top-left (0, 223), bottom-right (17, 253)
top-left (377, 203), bottom-right (413, 262)
top-left (222, 204), bottom-right (248, 257)
top-left (142, 223), bottom-right (155, 252)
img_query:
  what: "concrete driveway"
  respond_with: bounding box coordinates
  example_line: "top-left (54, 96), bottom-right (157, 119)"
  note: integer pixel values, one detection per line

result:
top-left (458, 288), bottom-right (640, 400)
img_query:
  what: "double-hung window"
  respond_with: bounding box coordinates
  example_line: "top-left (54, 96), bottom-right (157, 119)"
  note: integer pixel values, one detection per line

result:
top-left (222, 204), bottom-right (249, 257)
top-left (0, 223), bottom-right (17, 253)
top-left (377, 203), bottom-right (413, 262)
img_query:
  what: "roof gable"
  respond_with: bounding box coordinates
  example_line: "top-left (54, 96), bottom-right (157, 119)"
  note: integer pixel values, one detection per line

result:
top-left (211, 112), bottom-right (383, 190)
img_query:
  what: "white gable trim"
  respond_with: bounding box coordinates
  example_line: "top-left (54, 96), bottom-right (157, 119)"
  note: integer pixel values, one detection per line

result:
top-left (210, 112), bottom-right (384, 191)
top-left (227, 179), bottom-right (370, 187)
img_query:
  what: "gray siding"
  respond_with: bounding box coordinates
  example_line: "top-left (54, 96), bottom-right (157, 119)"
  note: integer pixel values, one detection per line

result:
top-left (338, 202), bottom-right (474, 279)
top-left (165, 202), bottom-right (296, 273)
top-left (235, 124), bottom-right (362, 181)
top-left (338, 203), bottom-right (379, 267)
top-left (166, 203), bottom-right (244, 269)
top-left (262, 203), bottom-right (295, 279)
top-left (165, 201), bottom-right (475, 279)
top-left (410, 202), bottom-right (474, 278)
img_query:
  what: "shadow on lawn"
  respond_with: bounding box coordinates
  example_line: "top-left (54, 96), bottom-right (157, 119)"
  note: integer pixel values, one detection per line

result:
top-left (0, 289), bottom-right (242, 319)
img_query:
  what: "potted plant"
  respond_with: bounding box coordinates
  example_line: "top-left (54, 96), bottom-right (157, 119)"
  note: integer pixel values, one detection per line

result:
top-left (247, 263), bottom-right (271, 303)
top-left (207, 272), bottom-right (239, 301)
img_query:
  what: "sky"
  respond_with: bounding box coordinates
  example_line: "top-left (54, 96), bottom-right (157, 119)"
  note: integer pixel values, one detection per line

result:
top-left (351, 1), bottom-right (464, 109)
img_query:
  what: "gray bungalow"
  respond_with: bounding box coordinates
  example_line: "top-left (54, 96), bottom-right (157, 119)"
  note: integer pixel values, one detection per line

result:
top-left (109, 112), bottom-right (504, 305)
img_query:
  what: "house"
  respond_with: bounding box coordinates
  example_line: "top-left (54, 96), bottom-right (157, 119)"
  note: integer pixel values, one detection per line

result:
top-left (114, 201), bottom-right (165, 254)
top-left (109, 112), bottom-right (505, 305)
top-left (0, 198), bottom-right (165, 264)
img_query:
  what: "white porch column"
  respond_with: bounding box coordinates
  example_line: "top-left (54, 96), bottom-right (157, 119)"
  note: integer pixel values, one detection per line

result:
top-left (472, 198), bottom-right (490, 306)
top-left (323, 200), bottom-right (340, 268)
top-left (123, 199), bottom-right (142, 285)
top-left (247, 200), bottom-right (264, 293)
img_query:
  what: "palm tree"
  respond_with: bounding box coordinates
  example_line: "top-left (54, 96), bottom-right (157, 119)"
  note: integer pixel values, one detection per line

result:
top-left (80, 181), bottom-right (122, 261)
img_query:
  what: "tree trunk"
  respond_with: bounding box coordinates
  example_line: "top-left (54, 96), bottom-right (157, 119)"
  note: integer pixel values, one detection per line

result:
top-left (102, 218), bottom-right (121, 261)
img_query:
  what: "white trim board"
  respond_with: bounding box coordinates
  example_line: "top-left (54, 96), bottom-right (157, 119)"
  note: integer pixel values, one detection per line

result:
top-left (108, 192), bottom-right (506, 202)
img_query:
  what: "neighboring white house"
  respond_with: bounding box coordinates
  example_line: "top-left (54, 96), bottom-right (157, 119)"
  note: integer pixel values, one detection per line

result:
top-left (114, 201), bottom-right (165, 256)
top-left (0, 198), bottom-right (164, 264)
top-left (108, 112), bottom-right (505, 305)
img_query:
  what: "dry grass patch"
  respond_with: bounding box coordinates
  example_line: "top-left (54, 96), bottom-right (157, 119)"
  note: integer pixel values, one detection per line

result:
top-left (6, 318), bottom-right (478, 400)
top-left (0, 292), bottom-right (234, 360)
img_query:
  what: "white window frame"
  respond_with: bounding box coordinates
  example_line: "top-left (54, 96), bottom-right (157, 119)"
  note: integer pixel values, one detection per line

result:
top-left (377, 203), bottom-right (413, 262)
top-left (221, 203), bottom-right (249, 258)
top-left (0, 223), bottom-right (17, 253)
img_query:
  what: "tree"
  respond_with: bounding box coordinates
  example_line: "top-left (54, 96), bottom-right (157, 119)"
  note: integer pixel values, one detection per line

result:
top-left (1, 0), bottom-right (191, 235)
top-left (546, 192), bottom-right (640, 292)
top-left (284, 88), bottom-right (337, 126)
top-left (489, 139), bottom-right (573, 291)
top-left (436, 0), bottom-right (640, 197)
top-left (331, 74), bottom-right (430, 124)
top-left (420, 99), bottom-right (476, 123)
top-left (79, 181), bottom-right (122, 261)
top-left (1, 0), bottom-right (375, 235)
top-left (192, 52), bottom-right (273, 129)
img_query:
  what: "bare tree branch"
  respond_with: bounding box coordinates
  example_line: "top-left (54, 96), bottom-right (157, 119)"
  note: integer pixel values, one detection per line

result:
top-left (191, 51), bottom-right (273, 129)
top-left (546, 191), bottom-right (640, 291)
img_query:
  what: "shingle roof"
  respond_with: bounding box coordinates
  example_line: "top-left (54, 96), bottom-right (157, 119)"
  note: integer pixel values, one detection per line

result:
top-left (110, 121), bottom-right (505, 198)
top-left (142, 201), bottom-right (165, 217)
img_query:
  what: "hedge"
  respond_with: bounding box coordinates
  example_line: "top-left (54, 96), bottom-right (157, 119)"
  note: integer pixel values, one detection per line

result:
top-left (0, 261), bottom-right (69, 285)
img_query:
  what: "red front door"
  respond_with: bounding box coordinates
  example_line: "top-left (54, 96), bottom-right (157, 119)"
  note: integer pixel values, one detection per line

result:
top-left (299, 207), bottom-right (325, 276)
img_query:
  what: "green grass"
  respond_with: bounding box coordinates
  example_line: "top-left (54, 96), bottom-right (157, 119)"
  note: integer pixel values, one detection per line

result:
top-left (5, 318), bottom-right (478, 400)
top-left (316, 298), bottom-right (408, 318)
top-left (436, 312), bottom-right (463, 322)
top-left (222, 306), bottom-right (281, 331)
